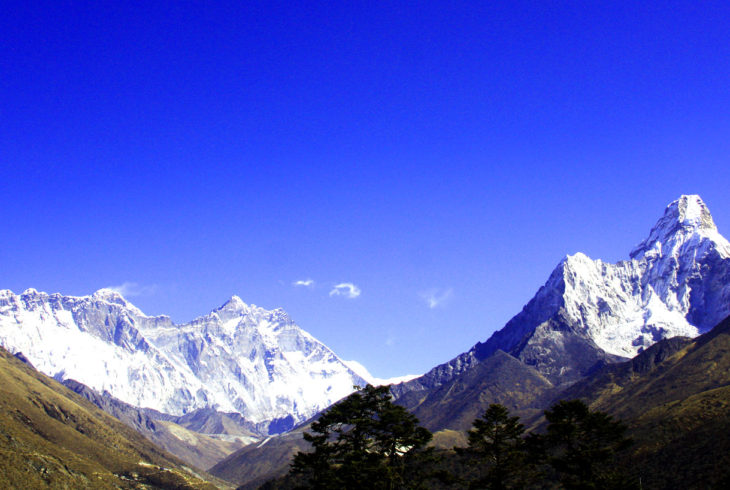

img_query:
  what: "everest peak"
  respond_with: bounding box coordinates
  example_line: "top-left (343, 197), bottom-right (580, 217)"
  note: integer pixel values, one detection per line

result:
top-left (90, 288), bottom-right (146, 315)
top-left (93, 288), bottom-right (126, 300)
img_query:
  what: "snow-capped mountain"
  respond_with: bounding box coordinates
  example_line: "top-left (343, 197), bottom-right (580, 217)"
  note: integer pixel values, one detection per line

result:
top-left (397, 195), bottom-right (730, 392)
top-left (0, 290), bottom-right (366, 431)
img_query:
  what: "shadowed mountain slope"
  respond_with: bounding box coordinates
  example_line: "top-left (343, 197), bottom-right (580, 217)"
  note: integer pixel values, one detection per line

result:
top-left (209, 429), bottom-right (310, 490)
top-left (552, 315), bottom-right (730, 488)
top-left (560, 316), bottom-right (730, 418)
top-left (405, 350), bottom-right (554, 432)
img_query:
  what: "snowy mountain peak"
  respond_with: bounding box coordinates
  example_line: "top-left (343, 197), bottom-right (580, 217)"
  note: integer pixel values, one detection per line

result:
top-left (221, 294), bottom-right (246, 310)
top-left (209, 295), bottom-right (251, 322)
top-left (398, 195), bottom-right (730, 396)
top-left (91, 288), bottom-right (146, 315)
top-left (676, 194), bottom-right (716, 229)
top-left (93, 288), bottom-right (127, 302)
top-left (630, 195), bottom-right (729, 260)
top-left (538, 195), bottom-right (730, 368)
top-left (228, 294), bottom-right (244, 304)
top-left (562, 252), bottom-right (594, 267)
top-left (658, 194), bottom-right (716, 233)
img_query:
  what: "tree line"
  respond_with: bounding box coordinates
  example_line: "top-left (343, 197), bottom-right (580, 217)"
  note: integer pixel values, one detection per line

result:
top-left (269, 384), bottom-right (633, 489)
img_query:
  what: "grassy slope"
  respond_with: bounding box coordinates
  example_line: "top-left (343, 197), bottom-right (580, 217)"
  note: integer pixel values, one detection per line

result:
top-left (0, 347), bottom-right (231, 489)
top-left (153, 421), bottom-right (247, 471)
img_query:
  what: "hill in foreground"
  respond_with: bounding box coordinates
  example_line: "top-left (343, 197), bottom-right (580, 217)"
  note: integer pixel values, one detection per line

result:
top-left (556, 315), bottom-right (730, 488)
top-left (0, 346), bottom-right (229, 489)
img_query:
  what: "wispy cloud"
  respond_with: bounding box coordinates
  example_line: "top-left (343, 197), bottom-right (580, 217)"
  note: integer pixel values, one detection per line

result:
top-left (107, 282), bottom-right (157, 298)
top-left (329, 282), bottom-right (361, 299)
top-left (293, 278), bottom-right (315, 288)
top-left (420, 288), bottom-right (453, 309)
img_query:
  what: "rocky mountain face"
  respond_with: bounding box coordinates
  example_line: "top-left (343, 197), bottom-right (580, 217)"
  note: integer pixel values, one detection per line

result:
top-left (0, 290), bottom-right (366, 433)
top-left (395, 195), bottom-right (730, 397)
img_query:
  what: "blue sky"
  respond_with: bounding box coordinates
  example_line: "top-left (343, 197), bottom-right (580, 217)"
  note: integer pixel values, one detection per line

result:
top-left (2, 2), bottom-right (729, 378)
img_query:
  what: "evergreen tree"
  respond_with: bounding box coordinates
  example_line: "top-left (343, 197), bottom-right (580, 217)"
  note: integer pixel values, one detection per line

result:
top-left (461, 404), bottom-right (527, 489)
top-left (290, 384), bottom-right (432, 489)
top-left (538, 399), bottom-right (632, 489)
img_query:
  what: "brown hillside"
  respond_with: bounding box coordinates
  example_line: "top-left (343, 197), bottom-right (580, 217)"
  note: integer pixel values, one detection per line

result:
top-left (0, 347), bottom-right (229, 489)
top-left (556, 316), bottom-right (730, 488)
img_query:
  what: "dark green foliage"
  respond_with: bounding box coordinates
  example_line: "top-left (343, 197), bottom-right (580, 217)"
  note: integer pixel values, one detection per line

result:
top-left (534, 400), bottom-right (633, 489)
top-left (289, 384), bottom-right (432, 489)
top-left (443, 401), bottom-right (633, 490)
top-left (461, 404), bottom-right (527, 489)
top-left (281, 397), bottom-right (634, 489)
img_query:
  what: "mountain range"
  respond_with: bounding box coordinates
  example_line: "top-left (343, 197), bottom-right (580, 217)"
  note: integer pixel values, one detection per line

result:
top-left (2, 194), bottom-right (729, 488)
top-left (0, 290), bottom-right (366, 436)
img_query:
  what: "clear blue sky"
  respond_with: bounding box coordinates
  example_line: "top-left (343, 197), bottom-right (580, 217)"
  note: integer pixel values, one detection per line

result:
top-left (2, 2), bottom-right (729, 378)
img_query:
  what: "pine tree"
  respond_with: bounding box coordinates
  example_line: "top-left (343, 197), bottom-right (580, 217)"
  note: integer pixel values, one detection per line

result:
top-left (462, 404), bottom-right (527, 489)
top-left (290, 384), bottom-right (432, 489)
top-left (539, 399), bottom-right (632, 489)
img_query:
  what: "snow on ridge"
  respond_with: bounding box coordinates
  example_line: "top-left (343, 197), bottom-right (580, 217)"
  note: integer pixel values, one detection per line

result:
top-left (343, 359), bottom-right (420, 387)
top-left (559, 253), bottom-right (700, 357)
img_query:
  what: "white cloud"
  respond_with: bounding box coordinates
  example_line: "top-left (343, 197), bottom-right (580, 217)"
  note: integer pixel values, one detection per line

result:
top-left (107, 282), bottom-right (157, 298)
top-left (329, 282), bottom-right (361, 299)
top-left (420, 288), bottom-right (453, 309)
top-left (293, 278), bottom-right (315, 288)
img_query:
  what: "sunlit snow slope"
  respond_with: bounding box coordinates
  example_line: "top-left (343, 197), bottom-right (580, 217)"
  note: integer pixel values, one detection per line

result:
top-left (0, 290), bottom-right (366, 431)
